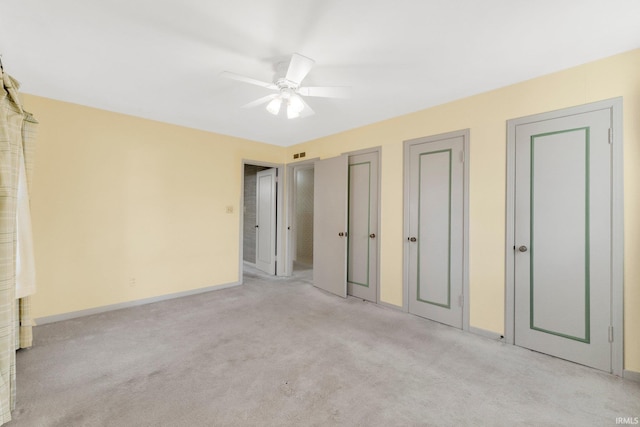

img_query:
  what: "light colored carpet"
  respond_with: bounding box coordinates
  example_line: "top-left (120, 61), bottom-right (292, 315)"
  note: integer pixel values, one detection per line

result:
top-left (7, 266), bottom-right (640, 426)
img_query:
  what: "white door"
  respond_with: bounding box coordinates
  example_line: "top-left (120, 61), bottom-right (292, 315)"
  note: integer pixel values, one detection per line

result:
top-left (406, 133), bottom-right (465, 328)
top-left (255, 168), bottom-right (276, 274)
top-left (313, 155), bottom-right (348, 298)
top-left (347, 152), bottom-right (379, 302)
top-left (513, 108), bottom-right (612, 371)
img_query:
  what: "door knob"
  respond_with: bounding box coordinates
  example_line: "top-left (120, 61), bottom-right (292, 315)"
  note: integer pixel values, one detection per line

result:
top-left (338, 232), bottom-right (344, 237)
top-left (255, 225), bottom-right (259, 228)
top-left (408, 237), bottom-right (417, 242)
top-left (518, 245), bottom-right (528, 252)
top-left (369, 233), bottom-right (376, 238)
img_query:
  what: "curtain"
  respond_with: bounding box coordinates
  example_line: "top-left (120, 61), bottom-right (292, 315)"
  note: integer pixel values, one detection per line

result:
top-left (17, 111), bottom-right (37, 350)
top-left (0, 68), bottom-right (37, 424)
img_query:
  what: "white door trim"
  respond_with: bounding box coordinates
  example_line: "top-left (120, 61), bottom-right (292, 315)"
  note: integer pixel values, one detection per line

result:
top-left (239, 160), bottom-right (285, 284)
top-left (403, 129), bottom-right (470, 331)
top-left (505, 97), bottom-right (623, 376)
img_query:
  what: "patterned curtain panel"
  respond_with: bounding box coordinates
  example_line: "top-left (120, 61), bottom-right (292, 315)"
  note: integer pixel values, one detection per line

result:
top-left (17, 112), bottom-right (37, 350)
top-left (0, 69), bottom-right (38, 424)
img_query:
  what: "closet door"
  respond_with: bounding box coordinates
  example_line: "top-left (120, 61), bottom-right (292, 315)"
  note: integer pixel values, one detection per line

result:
top-left (313, 155), bottom-right (348, 297)
top-left (513, 108), bottom-right (612, 372)
top-left (347, 152), bottom-right (379, 302)
top-left (406, 133), bottom-right (466, 329)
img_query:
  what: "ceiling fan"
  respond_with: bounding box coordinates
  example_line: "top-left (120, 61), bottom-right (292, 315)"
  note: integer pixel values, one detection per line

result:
top-left (220, 53), bottom-right (350, 119)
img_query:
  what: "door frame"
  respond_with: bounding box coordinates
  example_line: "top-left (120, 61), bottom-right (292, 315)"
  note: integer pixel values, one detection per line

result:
top-left (403, 129), bottom-right (470, 331)
top-left (239, 159), bottom-right (285, 283)
top-left (505, 98), bottom-right (623, 376)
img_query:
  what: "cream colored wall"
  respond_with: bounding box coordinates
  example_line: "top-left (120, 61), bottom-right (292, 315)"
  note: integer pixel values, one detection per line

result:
top-left (24, 94), bottom-right (285, 319)
top-left (285, 49), bottom-right (640, 372)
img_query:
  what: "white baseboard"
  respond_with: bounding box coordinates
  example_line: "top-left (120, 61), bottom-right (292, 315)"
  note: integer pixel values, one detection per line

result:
top-left (36, 281), bottom-right (241, 325)
top-left (624, 369), bottom-right (640, 383)
top-left (470, 326), bottom-right (505, 341)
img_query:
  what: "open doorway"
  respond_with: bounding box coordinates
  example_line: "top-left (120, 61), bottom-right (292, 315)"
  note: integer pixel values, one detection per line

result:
top-left (243, 164), bottom-right (271, 267)
top-left (293, 165), bottom-right (314, 280)
top-left (240, 161), bottom-right (284, 281)
top-left (286, 161), bottom-right (315, 282)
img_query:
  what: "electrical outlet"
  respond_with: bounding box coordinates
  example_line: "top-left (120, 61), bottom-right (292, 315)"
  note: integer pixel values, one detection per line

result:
top-left (293, 153), bottom-right (299, 159)
top-left (299, 152), bottom-right (306, 158)
top-left (226, 206), bottom-right (234, 214)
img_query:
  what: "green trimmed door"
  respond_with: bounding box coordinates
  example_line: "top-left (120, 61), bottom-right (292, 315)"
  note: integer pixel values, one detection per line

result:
top-left (514, 109), bottom-right (611, 371)
top-left (347, 152), bottom-right (378, 302)
top-left (407, 135), bottom-right (464, 328)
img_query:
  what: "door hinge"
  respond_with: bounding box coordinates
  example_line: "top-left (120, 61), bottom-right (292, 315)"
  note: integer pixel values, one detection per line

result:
top-left (460, 151), bottom-right (465, 163)
top-left (608, 326), bottom-right (614, 343)
top-left (608, 128), bottom-right (612, 144)
top-left (458, 294), bottom-right (464, 307)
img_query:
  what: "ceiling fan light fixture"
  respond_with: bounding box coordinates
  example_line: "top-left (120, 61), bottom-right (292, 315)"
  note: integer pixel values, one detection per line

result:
top-left (266, 98), bottom-right (282, 115)
top-left (288, 94), bottom-right (304, 114)
top-left (223, 53), bottom-right (345, 120)
top-left (287, 104), bottom-right (301, 119)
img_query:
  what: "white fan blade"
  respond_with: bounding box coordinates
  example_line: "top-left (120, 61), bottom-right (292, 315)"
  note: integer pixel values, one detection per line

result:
top-left (299, 97), bottom-right (315, 118)
top-left (285, 53), bottom-right (315, 85)
top-left (220, 71), bottom-right (278, 90)
top-left (241, 94), bottom-right (278, 109)
top-left (298, 86), bottom-right (351, 99)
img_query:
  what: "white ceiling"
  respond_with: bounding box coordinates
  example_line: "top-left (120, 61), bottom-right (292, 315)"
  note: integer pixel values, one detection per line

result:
top-left (1, 1), bottom-right (639, 147)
